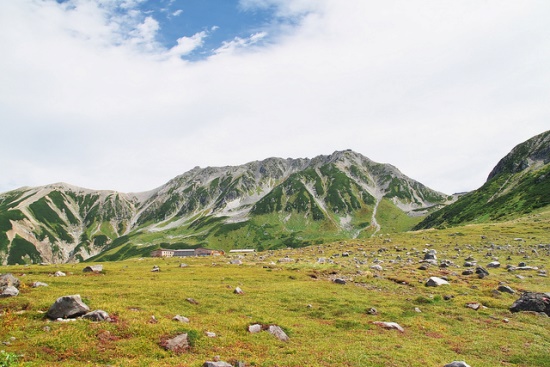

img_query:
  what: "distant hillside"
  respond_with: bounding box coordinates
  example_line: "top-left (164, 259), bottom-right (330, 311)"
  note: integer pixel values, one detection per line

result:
top-left (415, 130), bottom-right (550, 229)
top-left (0, 150), bottom-right (451, 264)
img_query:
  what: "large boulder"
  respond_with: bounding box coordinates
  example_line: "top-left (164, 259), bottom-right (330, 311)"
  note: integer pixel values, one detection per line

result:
top-left (510, 292), bottom-right (550, 316)
top-left (46, 295), bottom-right (90, 320)
top-left (0, 273), bottom-right (20, 291)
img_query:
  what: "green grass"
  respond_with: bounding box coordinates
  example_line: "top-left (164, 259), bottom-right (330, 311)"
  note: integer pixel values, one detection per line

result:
top-left (1, 210), bottom-right (549, 366)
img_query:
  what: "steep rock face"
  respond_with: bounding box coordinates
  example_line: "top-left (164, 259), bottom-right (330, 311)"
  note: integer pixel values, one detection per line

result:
top-left (416, 130), bottom-right (550, 229)
top-left (488, 130), bottom-right (550, 179)
top-left (0, 150), bottom-right (449, 264)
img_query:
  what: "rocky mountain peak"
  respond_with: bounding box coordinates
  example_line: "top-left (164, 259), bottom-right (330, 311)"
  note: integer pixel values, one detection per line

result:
top-left (487, 130), bottom-right (550, 180)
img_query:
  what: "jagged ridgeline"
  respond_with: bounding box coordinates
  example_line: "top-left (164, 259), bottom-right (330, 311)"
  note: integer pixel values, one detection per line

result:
top-left (415, 130), bottom-right (550, 229)
top-left (0, 150), bottom-right (451, 264)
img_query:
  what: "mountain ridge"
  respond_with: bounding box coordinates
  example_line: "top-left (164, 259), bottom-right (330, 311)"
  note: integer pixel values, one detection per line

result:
top-left (0, 150), bottom-right (450, 264)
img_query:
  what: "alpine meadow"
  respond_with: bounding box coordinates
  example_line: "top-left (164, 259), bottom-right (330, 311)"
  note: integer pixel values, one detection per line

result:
top-left (1, 130), bottom-right (549, 367)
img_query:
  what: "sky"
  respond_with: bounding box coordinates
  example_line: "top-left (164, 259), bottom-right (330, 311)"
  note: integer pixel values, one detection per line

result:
top-left (0, 0), bottom-right (549, 196)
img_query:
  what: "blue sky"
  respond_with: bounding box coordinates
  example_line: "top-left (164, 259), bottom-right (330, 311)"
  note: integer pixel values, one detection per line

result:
top-left (0, 0), bottom-right (549, 195)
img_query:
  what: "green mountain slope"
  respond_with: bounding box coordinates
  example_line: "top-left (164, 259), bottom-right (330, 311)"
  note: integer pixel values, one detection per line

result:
top-left (415, 130), bottom-right (550, 229)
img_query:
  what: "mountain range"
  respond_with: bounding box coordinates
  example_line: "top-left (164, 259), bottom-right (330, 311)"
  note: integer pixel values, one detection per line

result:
top-left (1, 130), bottom-right (548, 265)
top-left (0, 150), bottom-right (451, 264)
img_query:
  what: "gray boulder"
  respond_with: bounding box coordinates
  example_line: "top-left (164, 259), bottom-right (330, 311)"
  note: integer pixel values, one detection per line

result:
top-left (173, 315), bottom-right (190, 323)
top-left (268, 325), bottom-right (290, 341)
top-left (425, 277), bottom-right (449, 287)
top-left (82, 310), bottom-right (111, 322)
top-left (0, 273), bottom-right (20, 291)
top-left (83, 265), bottom-right (103, 273)
top-left (0, 286), bottom-right (19, 298)
top-left (162, 333), bottom-right (189, 353)
top-left (46, 294), bottom-right (90, 320)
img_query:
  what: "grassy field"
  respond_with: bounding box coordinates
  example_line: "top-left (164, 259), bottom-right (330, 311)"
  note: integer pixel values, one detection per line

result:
top-left (1, 210), bottom-right (549, 367)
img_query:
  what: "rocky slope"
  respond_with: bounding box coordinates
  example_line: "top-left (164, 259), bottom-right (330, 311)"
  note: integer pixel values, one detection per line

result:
top-left (415, 130), bottom-right (550, 229)
top-left (0, 150), bottom-right (450, 264)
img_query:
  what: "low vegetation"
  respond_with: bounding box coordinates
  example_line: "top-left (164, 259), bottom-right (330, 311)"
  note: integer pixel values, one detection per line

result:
top-left (1, 210), bottom-right (549, 366)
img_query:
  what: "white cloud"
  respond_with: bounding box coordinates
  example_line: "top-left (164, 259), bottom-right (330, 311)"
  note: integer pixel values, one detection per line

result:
top-left (167, 31), bottom-right (207, 57)
top-left (172, 9), bottom-right (183, 17)
top-left (0, 0), bottom-right (549, 195)
top-left (214, 32), bottom-right (267, 55)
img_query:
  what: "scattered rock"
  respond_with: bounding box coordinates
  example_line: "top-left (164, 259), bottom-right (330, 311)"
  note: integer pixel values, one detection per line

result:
top-left (205, 331), bottom-right (217, 338)
top-left (466, 302), bottom-right (484, 311)
top-left (203, 362), bottom-right (233, 367)
top-left (487, 261), bottom-right (501, 268)
top-left (333, 278), bottom-right (346, 285)
top-left (475, 266), bottom-right (490, 277)
top-left (248, 324), bottom-right (262, 333)
top-left (462, 269), bottom-right (474, 276)
top-left (0, 286), bottom-right (19, 298)
top-left (372, 321), bottom-right (404, 333)
top-left (82, 310), bottom-right (111, 322)
top-left (510, 292), bottom-right (550, 316)
top-left (234, 287), bottom-right (244, 294)
top-left (179, 263), bottom-right (188, 268)
top-left (367, 307), bottom-right (378, 315)
top-left (186, 298), bottom-right (199, 305)
top-left (54, 271), bottom-right (66, 277)
top-left (444, 362), bottom-right (471, 367)
top-left (0, 273), bottom-right (20, 291)
top-left (151, 266), bottom-right (160, 272)
top-left (46, 295), bottom-right (90, 320)
top-left (83, 265), bottom-right (103, 273)
top-left (425, 277), bottom-right (449, 287)
top-left (32, 282), bottom-right (48, 288)
top-left (230, 259), bottom-right (243, 265)
top-left (370, 265), bottom-right (384, 271)
top-left (162, 333), bottom-right (189, 353)
top-left (268, 325), bottom-right (290, 341)
top-left (173, 315), bottom-right (190, 323)
top-left (497, 285), bottom-right (515, 294)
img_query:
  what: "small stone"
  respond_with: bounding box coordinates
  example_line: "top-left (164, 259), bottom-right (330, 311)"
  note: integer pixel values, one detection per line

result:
top-left (248, 324), bottom-right (262, 333)
top-left (179, 263), bottom-right (188, 268)
top-left (151, 266), bottom-right (160, 272)
top-left (162, 333), bottom-right (189, 353)
top-left (414, 307), bottom-right (422, 313)
top-left (32, 282), bottom-right (49, 288)
top-left (497, 285), bottom-right (515, 294)
top-left (205, 331), bottom-right (216, 338)
top-left (54, 271), bottom-right (66, 277)
top-left (268, 325), bottom-right (290, 341)
top-left (487, 261), bottom-right (501, 268)
top-left (203, 362), bottom-right (233, 367)
top-left (444, 362), bottom-right (471, 367)
top-left (82, 310), bottom-right (111, 322)
top-left (186, 298), bottom-right (199, 305)
top-left (466, 303), bottom-right (483, 311)
top-left (367, 307), bottom-right (378, 315)
top-left (425, 277), bottom-right (449, 287)
top-left (173, 315), bottom-right (190, 323)
top-left (372, 321), bottom-right (404, 333)
top-left (83, 265), bottom-right (103, 273)
top-left (333, 278), bottom-right (346, 285)
top-left (234, 287), bottom-right (244, 294)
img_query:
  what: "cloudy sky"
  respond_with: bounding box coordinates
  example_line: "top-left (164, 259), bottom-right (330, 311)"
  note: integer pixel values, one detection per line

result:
top-left (1, 0), bottom-right (549, 195)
